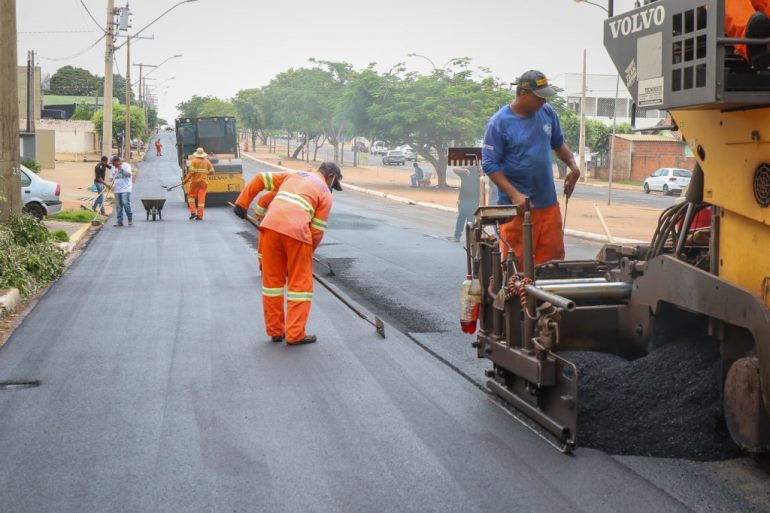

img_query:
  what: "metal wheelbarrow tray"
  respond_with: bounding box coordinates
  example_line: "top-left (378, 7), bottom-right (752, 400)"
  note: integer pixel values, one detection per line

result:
top-left (141, 199), bottom-right (166, 221)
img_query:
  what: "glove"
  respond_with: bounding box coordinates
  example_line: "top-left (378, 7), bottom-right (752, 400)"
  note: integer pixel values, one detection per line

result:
top-left (233, 204), bottom-right (247, 219)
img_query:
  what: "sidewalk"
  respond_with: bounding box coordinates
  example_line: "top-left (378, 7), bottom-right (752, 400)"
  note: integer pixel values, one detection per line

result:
top-left (244, 146), bottom-right (660, 242)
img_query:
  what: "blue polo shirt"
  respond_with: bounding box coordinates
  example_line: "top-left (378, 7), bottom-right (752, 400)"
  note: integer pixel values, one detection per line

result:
top-left (481, 103), bottom-right (563, 208)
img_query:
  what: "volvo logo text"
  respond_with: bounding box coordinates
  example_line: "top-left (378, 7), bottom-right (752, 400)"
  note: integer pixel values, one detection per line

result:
top-left (609, 5), bottom-right (665, 39)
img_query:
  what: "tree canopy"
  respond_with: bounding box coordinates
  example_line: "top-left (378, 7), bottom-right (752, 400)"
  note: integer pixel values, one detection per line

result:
top-left (91, 104), bottom-right (146, 141)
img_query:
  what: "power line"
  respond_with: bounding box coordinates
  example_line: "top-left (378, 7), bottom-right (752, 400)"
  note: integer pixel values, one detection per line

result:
top-left (37, 34), bottom-right (106, 62)
top-left (79, 0), bottom-right (107, 34)
top-left (19, 30), bottom-right (102, 34)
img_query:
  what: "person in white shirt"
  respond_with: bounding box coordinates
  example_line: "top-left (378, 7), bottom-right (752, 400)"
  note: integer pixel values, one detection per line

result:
top-left (110, 156), bottom-right (133, 227)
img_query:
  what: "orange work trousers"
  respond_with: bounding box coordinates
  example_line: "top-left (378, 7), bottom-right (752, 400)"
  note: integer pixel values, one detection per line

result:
top-left (499, 203), bottom-right (565, 269)
top-left (726, 0), bottom-right (770, 60)
top-left (259, 228), bottom-right (314, 343)
top-left (187, 183), bottom-right (207, 219)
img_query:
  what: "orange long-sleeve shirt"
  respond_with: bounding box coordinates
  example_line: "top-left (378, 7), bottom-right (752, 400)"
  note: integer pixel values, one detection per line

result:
top-left (185, 156), bottom-right (214, 188)
top-left (236, 171), bottom-right (333, 248)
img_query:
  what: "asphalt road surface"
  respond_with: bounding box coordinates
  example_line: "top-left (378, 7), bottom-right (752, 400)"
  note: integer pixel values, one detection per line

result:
top-left (0, 137), bottom-right (766, 512)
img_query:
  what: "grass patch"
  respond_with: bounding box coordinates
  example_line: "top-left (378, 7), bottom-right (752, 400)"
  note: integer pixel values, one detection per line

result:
top-left (50, 209), bottom-right (103, 223)
top-left (616, 180), bottom-right (643, 186)
top-left (49, 230), bottom-right (69, 242)
top-left (0, 213), bottom-right (65, 297)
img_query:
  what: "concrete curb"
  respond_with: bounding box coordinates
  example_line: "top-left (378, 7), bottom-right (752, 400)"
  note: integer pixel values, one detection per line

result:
top-left (0, 288), bottom-right (21, 319)
top-left (54, 222), bottom-right (92, 255)
top-left (243, 155), bottom-right (646, 244)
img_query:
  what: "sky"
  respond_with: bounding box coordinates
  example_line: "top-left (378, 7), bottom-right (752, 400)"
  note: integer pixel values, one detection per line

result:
top-left (16, 0), bottom-right (641, 123)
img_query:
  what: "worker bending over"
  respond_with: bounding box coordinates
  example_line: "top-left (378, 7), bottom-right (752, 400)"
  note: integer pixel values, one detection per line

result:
top-left (234, 162), bottom-right (342, 345)
top-left (482, 70), bottom-right (580, 268)
top-left (183, 147), bottom-right (214, 220)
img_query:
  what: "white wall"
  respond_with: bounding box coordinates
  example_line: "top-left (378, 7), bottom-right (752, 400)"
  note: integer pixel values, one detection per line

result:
top-left (20, 119), bottom-right (97, 154)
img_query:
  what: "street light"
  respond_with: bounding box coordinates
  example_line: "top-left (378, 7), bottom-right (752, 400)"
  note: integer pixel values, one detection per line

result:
top-left (407, 53), bottom-right (456, 73)
top-left (572, 0), bottom-right (613, 16)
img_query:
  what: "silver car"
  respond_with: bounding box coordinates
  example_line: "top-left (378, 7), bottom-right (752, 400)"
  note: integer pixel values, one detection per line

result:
top-left (382, 150), bottom-right (406, 166)
top-left (20, 165), bottom-right (62, 219)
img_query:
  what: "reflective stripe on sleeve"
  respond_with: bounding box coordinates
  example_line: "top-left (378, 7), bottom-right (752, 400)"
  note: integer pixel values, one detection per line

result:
top-left (310, 217), bottom-right (327, 231)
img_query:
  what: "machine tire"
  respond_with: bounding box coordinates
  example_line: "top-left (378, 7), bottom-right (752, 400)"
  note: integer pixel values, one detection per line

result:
top-left (152, 213), bottom-right (157, 221)
top-left (644, 183), bottom-right (650, 194)
top-left (23, 202), bottom-right (45, 220)
top-left (663, 184), bottom-right (671, 196)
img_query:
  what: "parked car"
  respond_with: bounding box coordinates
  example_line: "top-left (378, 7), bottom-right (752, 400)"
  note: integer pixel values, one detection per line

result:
top-left (643, 167), bottom-right (692, 195)
top-left (372, 141), bottom-right (388, 156)
top-left (398, 146), bottom-right (417, 161)
top-left (382, 150), bottom-right (405, 166)
top-left (19, 165), bottom-right (61, 220)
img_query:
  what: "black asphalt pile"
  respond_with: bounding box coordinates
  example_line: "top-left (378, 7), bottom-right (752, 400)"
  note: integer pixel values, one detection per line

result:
top-left (562, 338), bottom-right (743, 460)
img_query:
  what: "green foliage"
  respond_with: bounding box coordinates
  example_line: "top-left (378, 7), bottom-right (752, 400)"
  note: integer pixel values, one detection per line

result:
top-left (21, 160), bottom-right (41, 173)
top-left (72, 102), bottom-right (96, 121)
top-left (91, 104), bottom-right (146, 141)
top-left (176, 95), bottom-right (216, 118)
top-left (49, 230), bottom-right (69, 242)
top-left (50, 209), bottom-right (103, 223)
top-left (49, 66), bottom-right (100, 96)
top-left (198, 98), bottom-right (237, 118)
top-left (0, 213), bottom-right (65, 297)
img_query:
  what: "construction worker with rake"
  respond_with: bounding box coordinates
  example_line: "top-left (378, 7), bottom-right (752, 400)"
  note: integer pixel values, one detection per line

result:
top-left (183, 147), bottom-right (214, 220)
top-left (233, 162), bottom-right (342, 346)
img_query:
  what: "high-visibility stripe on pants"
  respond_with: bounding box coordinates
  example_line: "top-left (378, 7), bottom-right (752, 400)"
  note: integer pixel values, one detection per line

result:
top-left (260, 228), bottom-right (314, 342)
top-left (187, 184), bottom-right (207, 218)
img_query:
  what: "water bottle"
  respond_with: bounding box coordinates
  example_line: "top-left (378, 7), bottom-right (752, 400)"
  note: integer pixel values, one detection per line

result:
top-left (460, 275), bottom-right (481, 334)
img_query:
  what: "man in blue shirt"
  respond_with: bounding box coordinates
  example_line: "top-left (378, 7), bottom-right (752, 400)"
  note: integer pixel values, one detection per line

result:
top-left (482, 70), bottom-right (580, 266)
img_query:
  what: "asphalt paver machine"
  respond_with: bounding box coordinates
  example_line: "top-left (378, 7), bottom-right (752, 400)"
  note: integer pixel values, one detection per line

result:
top-left (464, 0), bottom-right (770, 453)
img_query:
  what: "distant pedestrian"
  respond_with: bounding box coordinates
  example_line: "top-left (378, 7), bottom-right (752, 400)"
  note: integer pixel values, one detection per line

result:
top-left (92, 156), bottom-right (111, 215)
top-left (155, 139), bottom-right (163, 156)
top-left (452, 166), bottom-right (481, 242)
top-left (110, 156), bottom-right (133, 227)
top-left (410, 162), bottom-right (424, 188)
top-left (182, 147), bottom-right (214, 220)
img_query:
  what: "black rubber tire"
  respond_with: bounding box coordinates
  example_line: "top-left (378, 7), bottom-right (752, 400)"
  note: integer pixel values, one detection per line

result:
top-left (152, 213), bottom-right (157, 221)
top-left (644, 183), bottom-right (650, 194)
top-left (663, 184), bottom-right (670, 196)
top-left (23, 202), bottom-right (45, 220)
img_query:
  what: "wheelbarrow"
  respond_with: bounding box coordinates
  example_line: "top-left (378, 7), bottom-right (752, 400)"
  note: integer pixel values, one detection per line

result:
top-left (141, 199), bottom-right (166, 221)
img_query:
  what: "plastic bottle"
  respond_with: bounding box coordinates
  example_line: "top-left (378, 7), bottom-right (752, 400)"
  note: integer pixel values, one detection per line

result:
top-left (460, 274), bottom-right (482, 334)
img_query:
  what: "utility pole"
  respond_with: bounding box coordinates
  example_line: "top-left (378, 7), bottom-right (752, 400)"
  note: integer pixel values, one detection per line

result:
top-left (0, 0), bottom-right (22, 221)
top-left (607, 73), bottom-right (620, 206)
top-left (102, 0), bottom-right (115, 157)
top-left (26, 50), bottom-right (35, 134)
top-left (124, 34), bottom-right (131, 159)
top-left (578, 49), bottom-right (587, 183)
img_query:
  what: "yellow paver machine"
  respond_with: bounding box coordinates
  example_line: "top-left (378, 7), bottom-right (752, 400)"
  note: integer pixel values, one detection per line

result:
top-left (463, 0), bottom-right (770, 453)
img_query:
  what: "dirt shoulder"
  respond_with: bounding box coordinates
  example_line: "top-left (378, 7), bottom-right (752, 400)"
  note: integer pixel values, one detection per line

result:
top-left (245, 146), bottom-right (660, 242)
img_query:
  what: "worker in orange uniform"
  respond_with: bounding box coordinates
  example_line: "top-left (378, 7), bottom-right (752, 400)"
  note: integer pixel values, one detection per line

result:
top-left (233, 162), bottom-right (342, 345)
top-left (183, 147), bottom-right (214, 220)
top-left (155, 138), bottom-right (163, 156)
top-left (726, 0), bottom-right (770, 67)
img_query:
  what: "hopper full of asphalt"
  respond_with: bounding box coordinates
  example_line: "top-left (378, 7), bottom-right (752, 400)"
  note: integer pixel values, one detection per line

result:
top-left (562, 338), bottom-right (743, 460)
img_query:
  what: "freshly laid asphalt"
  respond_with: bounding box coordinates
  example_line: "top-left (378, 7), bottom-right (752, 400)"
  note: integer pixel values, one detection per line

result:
top-left (0, 135), bottom-right (765, 512)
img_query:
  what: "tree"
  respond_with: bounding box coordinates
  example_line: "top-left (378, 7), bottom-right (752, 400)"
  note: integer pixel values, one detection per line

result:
top-left (91, 104), bottom-right (146, 143)
top-left (71, 102), bottom-right (96, 121)
top-left (49, 66), bottom-right (99, 96)
top-left (177, 95), bottom-right (216, 118)
top-left (233, 88), bottom-right (268, 149)
top-left (369, 64), bottom-right (510, 187)
top-left (197, 98), bottom-right (237, 118)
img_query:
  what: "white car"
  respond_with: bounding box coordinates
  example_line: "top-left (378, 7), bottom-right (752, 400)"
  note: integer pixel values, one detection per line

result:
top-left (643, 167), bottom-right (692, 195)
top-left (20, 165), bottom-right (62, 219)
top-left (399, 146), bottom-right (417, 161)
top-left (371, 141), bottom-right (388, 156)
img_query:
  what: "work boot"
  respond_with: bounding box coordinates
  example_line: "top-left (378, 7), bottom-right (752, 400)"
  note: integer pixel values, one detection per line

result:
top-left (195, 216), bottom-right (203, 221)
top-left (271, 335), bottom-right (284, 343)
top-left (287, 334), bottom-right (317, 346)
top-left (128, 219), bottom-right (133, 226)
top-left (114, 222), bottom-right (124, 227)
top-left (746, 11), bottom-right (770, 68)
top-left (189, 213), bottom-right (196, 220)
